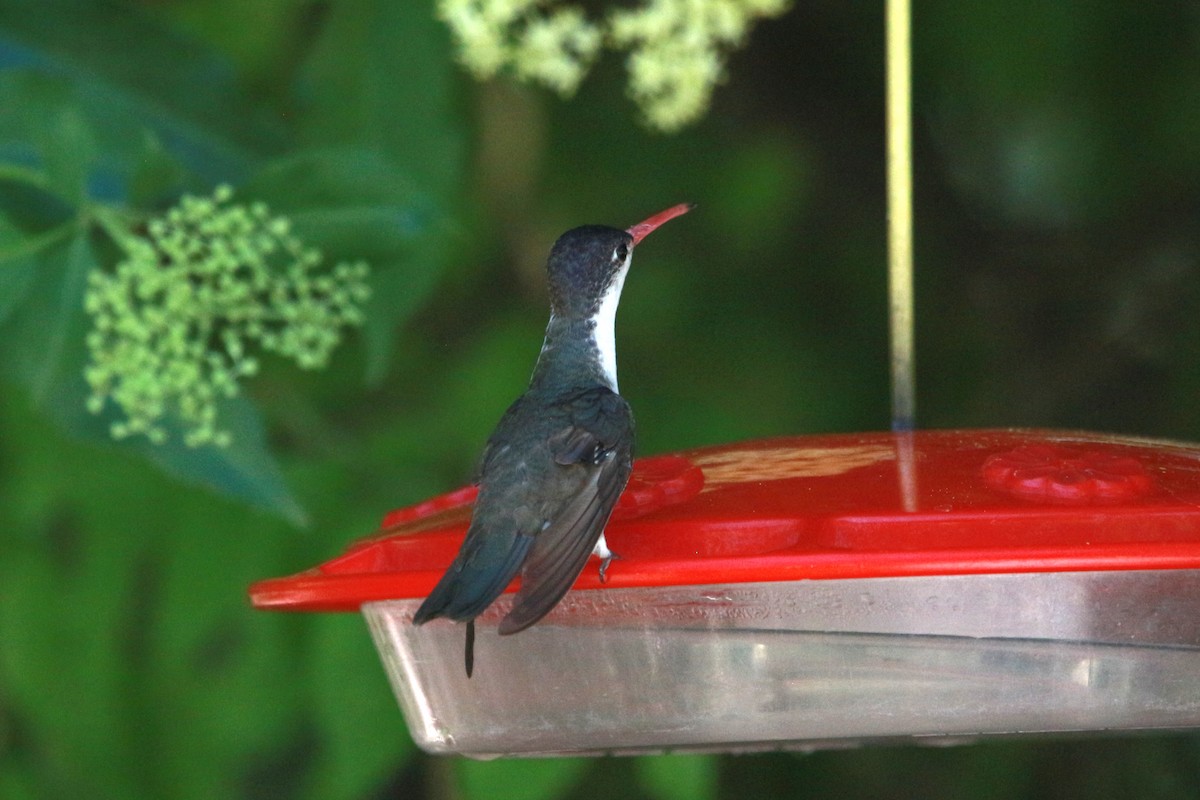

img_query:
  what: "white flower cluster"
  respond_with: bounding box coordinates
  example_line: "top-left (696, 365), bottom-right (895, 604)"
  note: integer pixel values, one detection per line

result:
top-left (437, 0), bottom-right (791, 132)
top-left (611, 0), bottom-right (791, 131)
top-left (438, 0), bottom-right (603, 95)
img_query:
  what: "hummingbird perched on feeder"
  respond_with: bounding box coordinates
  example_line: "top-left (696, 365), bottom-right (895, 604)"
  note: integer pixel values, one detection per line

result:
top-left (412, 203), bottom-right (693, 676)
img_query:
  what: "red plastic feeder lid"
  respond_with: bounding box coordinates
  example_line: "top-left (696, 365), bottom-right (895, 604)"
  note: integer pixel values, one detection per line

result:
top-left (249, 429), bottom-right (1200, 613)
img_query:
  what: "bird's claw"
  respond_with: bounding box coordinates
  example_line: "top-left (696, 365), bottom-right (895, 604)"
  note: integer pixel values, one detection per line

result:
top-left (598, 551), bottom-right (621, 583)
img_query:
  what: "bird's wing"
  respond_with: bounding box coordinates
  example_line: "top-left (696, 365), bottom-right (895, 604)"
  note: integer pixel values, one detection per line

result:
top-left (498, 388), bottom-right (633, 635)
top-left (472, 395), bottom-right (525, 482)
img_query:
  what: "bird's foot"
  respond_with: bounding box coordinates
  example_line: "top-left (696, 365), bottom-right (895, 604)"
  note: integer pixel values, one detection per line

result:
top-left (593, 532), bottom-right (620, 583)
top-left (598, 551), bottom-right (621, 583)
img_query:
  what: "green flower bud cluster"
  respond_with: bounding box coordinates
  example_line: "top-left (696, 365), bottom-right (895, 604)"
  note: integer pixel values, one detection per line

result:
top-left (436, 0), bottom-right (790, 132)
top-left (84, 186), bottom-right (370, 447)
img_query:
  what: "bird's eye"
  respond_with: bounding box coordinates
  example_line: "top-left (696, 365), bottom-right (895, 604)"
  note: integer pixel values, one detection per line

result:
top-left (613, 243), bottom-right (629, 263)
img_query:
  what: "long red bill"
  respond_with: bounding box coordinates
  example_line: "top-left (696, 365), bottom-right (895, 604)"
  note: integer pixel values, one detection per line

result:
top-left (626, 203), bottom-right (694, 246)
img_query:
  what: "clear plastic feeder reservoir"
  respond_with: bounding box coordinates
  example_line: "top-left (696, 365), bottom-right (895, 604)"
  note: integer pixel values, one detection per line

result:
top-left (249, 430), bottom-right (1200, 757)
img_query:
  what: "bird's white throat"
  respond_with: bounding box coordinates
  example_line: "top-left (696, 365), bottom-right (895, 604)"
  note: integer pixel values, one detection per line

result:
top-left (590, 259), bottom-right (629, 391)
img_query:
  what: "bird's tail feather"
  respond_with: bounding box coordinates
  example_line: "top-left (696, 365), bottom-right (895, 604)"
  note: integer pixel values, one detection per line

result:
top-left (465, 620), bottom-right (475, 678)
top-left (412, 533), bottom-right (535, 624)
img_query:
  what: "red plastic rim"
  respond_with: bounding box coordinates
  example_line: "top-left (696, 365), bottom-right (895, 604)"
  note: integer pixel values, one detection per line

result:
top-left (249, 429), bottom-right (1200, 612)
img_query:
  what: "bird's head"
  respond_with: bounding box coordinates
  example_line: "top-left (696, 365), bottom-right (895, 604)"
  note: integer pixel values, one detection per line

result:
top-left (545, 204), bottom-right (692, 320)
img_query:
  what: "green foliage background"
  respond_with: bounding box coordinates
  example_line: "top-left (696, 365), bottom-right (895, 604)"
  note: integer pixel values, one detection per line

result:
top-left (3, 1), bottom-right (1200, 798)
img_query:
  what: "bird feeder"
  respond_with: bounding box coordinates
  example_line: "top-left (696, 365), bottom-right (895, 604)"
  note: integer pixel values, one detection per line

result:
top-left (250, 428), bottom-right (1200, 757)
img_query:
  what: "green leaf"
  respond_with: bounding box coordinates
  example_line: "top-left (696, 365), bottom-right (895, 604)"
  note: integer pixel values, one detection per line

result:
top-left (244, 148), bottom-right (437, 256)
top-left (0, 392), bottom-right (307, 797)
top-left (305, 613), bottom-right (412, 800)
top-left (138, 397), bottom-right (308, 527)
top-left (0, 551), bottom-right (141, 796)
top-left (0, 227), bottom-right (92, 403)
top-left (0, 70), bottom-right (98, 203)
top-left (37, 95), bottom-right (96, 204)
top-left (0, 488), bottom-right (151, 796)
top-left (634, 755), bottom-right (719, 800)
top-left (0, 766), bottom-right (40, 800)
top-left (0, 69), bottom-right (189, 223)
top-left (295, 0), bottom-right (465, 204)
top-left (126, 130), bottom-right (190, 209)
top-left (0, 212), bottom-right (41, 324)
top-left (35, 232), bottom-right (92, 401)
top-left (359, 244), bottom-right (451, 385)
top-left (0, 0), bottom-right (279, 181)
top-left (144, 501), bottom-right (307, 798)
top-left (294, 0), bottom-right (467, 381)
top-left (456, 757), bottom-right (592, 800)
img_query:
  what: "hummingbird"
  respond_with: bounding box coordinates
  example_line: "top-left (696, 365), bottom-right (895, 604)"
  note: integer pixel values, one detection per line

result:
top-left (412, 203), bottom-right (693, 676)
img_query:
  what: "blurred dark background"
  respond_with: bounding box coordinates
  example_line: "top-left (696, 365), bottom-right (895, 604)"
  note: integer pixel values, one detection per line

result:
top-left (2, 0), bottom-right (1200, 798)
